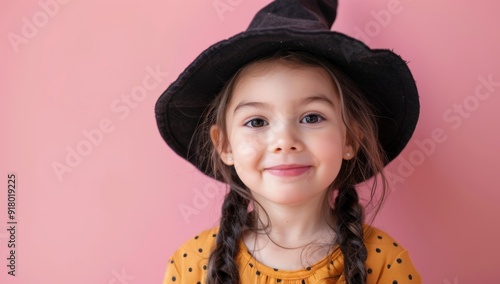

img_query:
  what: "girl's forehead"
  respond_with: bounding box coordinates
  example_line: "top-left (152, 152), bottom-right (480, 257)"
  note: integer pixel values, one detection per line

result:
top-left (236, 59), bottom-right (331, 80)
top-left (230, 60), bottom-right (339, 103)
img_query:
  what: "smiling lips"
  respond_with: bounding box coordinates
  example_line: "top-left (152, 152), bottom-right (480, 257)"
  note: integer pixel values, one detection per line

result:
top-left (265, 164), bottom-right (311, 177)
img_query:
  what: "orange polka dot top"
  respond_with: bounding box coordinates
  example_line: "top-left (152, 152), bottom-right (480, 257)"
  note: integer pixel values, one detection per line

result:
top-left (163, 225), bottom-right (421, 284)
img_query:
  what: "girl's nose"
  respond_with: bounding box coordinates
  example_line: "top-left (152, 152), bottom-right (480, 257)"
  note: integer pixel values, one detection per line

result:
top-left (267, 124), bottom-right (304, 153)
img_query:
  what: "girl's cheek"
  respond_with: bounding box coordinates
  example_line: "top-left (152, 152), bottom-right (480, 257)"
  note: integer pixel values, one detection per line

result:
top-left (231, 122), bottom-right (288, 160)
top-left (232, 139), bottom-right (259, 173)
top-left (232, 131), bottom-right (268, 156)
top-left (234, 140), bottom-right (258, 158)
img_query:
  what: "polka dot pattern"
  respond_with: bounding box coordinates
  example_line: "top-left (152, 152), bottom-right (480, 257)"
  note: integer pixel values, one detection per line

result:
top-left (162, 226), bottom-right (422, 284)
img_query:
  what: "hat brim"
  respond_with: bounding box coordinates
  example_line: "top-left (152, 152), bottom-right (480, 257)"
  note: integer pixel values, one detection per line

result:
top-left (155, 29), bottom-right (419, 181)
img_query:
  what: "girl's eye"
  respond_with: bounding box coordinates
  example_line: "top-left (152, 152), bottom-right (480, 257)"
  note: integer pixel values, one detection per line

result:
top-left (245, 118), bottom-right (268, 128)
top-left (300, 114), bottom-right (324, 124)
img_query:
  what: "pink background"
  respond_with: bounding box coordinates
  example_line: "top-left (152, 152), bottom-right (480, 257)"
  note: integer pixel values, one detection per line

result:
top-left (1, 0), bottom-right (499, 283)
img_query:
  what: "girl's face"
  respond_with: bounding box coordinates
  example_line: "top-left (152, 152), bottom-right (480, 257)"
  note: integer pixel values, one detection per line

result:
top-left (211, 61), bottom-right (354, 207)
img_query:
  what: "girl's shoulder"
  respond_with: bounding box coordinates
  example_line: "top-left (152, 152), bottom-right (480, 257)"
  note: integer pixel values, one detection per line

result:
top-left (363, 224), bottom-right (404, 246)
top-left (363, 224), bottom-right (410, 257)
top-left (362, 224), bottom-right (422, 283)
top-left (172, 227), bottom-right (219, 259)
top-left (163, 227), bottom-right (219, 283)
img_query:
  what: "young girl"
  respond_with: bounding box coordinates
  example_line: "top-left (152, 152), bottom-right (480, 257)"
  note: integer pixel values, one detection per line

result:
top-left (155, 1), bottom-right (421, 283)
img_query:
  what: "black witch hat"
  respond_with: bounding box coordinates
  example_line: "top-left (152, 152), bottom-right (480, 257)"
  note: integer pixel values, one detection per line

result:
top-left (155, 0), bottom-right (419, 181)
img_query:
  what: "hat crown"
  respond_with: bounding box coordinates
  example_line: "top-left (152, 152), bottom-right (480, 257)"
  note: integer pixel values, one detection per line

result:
top-left (248, 0), bottom-right (338, 31)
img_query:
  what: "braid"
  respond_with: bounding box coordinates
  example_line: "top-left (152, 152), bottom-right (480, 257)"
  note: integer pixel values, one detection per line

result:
top-left (206, 188), bottom-right (249, 284)
top-left (333, 185), bottom-right (367, 284)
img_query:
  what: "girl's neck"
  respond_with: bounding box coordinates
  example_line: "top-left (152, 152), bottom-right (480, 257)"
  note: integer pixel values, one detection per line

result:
top-left (257, 205), bottom-right (329, 245)
top-left (253, 191), bottom-right (333, 241)
top-left (242, 192), bottom-right (337, 270)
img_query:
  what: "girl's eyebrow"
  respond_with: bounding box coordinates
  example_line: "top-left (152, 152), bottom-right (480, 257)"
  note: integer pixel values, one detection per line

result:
top-left (233, 101), bottom-right (272, 115)
top-left (301, 94), bottom-right (335, 107)
top-left (233, 94), bottom-right (335, 115)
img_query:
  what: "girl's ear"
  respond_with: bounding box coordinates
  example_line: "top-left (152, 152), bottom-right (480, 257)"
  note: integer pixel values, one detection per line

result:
top-left (343, 126), bottom-right (361, 161)
top-left (210, 125), bottom-right (234, 166)
top-left (343, 144), bottom-right (355, 161)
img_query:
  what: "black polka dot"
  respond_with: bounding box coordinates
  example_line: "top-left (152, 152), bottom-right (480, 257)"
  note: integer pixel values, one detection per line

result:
top-left (212, 234), bottom-right (217, 237)
top-left (387, 264), bottom-right (391, 269)
top-left (249, 263), bottom-right (254, 268)
top-left (197, 282), bottom-right (201, 284)
top-left (367, 268), bottom-right (373, 274)
top-left (183, 253), bottom-right (187, 257)
top-left (273, 268), bottom-right (278, 271)
top-left (330, 260), bottom-right (334, 265)
top-left (194, 235), bottom-right (199, 239)
top-left (188, 267), bottom-right (192, 272)
top-left (377, 235), bottom-right (383, 239)
top-left (409, 274), bottom-right (413, 280)
top-left (393, 281), bottom-right (398, 284)
top-left (302, 280), bottom-right (306, 284)
top-left (306, 267), bottom-right (311, 271)
top-left (277, 279), bottom-right (282, 282)
top-left (393, 242), bottom-right (398, 247)
top-left (376, 248), bottom-right (381, 253)
top-left (203, 265), bottom-right (207, 270)
top-left (198, 248), bottom-right (203, 253)
top-left (396, 258), bottom-right (402, 264)
top-left (170, 260), bottom-right (174, 264)
top-left (256, 271), bottom-right (261, 275)
top-left (172, 276), bottom-right (176, 281)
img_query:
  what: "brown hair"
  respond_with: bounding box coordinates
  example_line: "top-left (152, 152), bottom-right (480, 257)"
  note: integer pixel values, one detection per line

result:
top-left (197, 50), bottom-right (388, 284)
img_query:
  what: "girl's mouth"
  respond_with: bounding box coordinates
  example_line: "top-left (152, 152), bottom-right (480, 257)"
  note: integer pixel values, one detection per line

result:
top-left (265, 164), bottom-right (311, 177)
